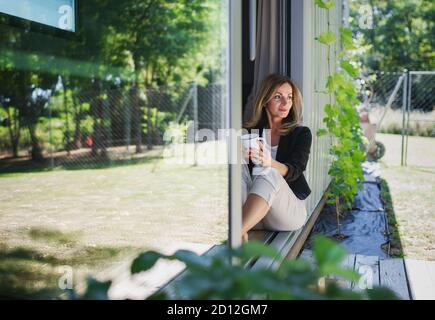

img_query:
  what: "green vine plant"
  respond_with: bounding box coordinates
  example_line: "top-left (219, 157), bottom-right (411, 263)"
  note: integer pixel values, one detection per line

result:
top-left (315, 0), bottom-right (366, 240)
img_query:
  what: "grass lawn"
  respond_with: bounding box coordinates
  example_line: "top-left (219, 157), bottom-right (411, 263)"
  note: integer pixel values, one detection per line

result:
top-left (0, 147), bottom-right (228, 298)
top-left (376, 133), bottom-right (435, 261)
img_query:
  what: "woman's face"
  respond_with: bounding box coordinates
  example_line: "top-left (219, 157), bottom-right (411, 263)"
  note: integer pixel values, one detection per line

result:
top-left (266, 82), bottom-right (293, 120)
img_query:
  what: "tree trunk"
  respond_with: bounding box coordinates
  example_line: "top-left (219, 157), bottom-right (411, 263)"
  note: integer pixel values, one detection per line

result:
top-left (91, 80), bottom-right (105, 157)
top-left (72, 94), bottom-right (82, 150)
top-left (28, 123), bottom-right (44, 162)
top-left (131, 84), bottom-right (143, 154)
top-left (154, 109), bottom-right (161, 145)
top-left (63, 81), bottom-right (71, 155)
top-left (147, 103), bottom-right (153, 150)
top-left (6, 107), bottom-right (20, 158)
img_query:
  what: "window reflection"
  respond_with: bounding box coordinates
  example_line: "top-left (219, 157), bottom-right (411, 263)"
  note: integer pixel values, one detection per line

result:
top-left (0, 0), bottom-right (228, 299)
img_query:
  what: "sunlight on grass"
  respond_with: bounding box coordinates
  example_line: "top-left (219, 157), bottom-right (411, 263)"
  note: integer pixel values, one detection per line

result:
top-left (377, 134), bottom-right (435, 260)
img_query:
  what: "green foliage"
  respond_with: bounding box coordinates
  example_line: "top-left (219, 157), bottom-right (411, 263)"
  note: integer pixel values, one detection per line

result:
top-left (114, 0), bottom-right (216, 86)
top-left (0, 0), bottom-right (223, 158)
top-left (81, 277), bottom-right (111, 300)
top-left (349, 0), bottom-right (435, 72)
top-left (339, 27), bottom-right (356, 51)
top-left (340, 60), bottom-right (359, 78)
top-left (315, 0), bottom-right (336, 9)
top-left (80, 235), bottom-right (397, 300)
top-left (318, 31), bottom-right (337, 45)
top-left (142, 108), bottom-right (177, 145)
top-left (315, 0), bottom-right (365, 232)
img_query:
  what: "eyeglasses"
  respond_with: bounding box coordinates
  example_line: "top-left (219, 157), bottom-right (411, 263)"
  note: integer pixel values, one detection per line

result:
top-left (271, 94), bottom-right (293, 103)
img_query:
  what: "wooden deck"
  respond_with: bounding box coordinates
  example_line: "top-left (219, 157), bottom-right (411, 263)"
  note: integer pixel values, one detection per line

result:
top-left (300, 249), bottom-right (435, 300)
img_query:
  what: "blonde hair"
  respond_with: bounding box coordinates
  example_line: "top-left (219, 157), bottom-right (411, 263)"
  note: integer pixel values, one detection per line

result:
top-left (244, 74), bottom-right (303, 135)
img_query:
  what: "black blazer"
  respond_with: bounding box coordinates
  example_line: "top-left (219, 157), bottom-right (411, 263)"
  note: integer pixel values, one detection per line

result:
top-left (247, 125), bottom-right (312, 200)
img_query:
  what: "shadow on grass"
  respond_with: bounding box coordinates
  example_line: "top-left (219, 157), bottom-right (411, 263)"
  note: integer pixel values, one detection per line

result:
top-left (0, 154), bottom-right (163, 176)
top-left (0, 228), bottom-right (134, 299)
top-left (379, 177), bottom-right (405, 258)
top-left (29, 227), bottom-right (79, 245)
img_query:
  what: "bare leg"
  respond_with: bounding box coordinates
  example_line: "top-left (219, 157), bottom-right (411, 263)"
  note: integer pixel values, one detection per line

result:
top-left (242, 194), bottom-right (270, 235)
top-left (242, 232), bottom-right (249, 243)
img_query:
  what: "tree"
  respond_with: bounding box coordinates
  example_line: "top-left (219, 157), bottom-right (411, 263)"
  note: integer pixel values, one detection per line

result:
top-left (113, 0), bottom-right (214, 152)
top-left (0, 71), bottom-right (23, 158)
top-left (0, 0), bottom-right (222, 160)
top-left (349, 0), bottom-right (435, 72)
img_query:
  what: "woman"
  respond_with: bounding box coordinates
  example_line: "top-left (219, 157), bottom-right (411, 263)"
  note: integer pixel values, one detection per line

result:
top-left (242, 74), bottom-right (312, 242)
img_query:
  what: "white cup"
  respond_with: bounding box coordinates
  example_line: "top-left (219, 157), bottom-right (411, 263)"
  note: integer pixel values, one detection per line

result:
top-left (241, 133), bottom-right (267, 175)
top-left (241, 133), bottom-right (261, 152)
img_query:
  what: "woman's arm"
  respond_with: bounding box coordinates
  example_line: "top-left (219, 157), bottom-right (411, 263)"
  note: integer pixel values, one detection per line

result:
top-left (271, 158), bottom-right (289, 176)
top-left (281, 127), bottom-right (312, 182)
top-left (250, 127), bottom-right (312, 179)
top-left (250, 142), bottom-right (290, 177)
top-left (250, 147), bottom-right (289, 176)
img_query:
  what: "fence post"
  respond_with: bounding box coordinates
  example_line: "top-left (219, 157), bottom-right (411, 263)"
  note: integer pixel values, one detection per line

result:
top-left (125, 90), bottom-right (131, 152)
top-left (193, 81), bottom-right (198, 166)
top-left (48, 104), bottom-right (54, 169)
top-left (405, 71), bottom-right (412, 166)
top-left (401, 70), bottom-right (408, 166)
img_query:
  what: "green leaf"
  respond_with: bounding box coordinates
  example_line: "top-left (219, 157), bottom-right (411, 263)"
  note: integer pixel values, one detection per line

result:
top-left (131, 251), bottom-right (164, 274)
top-left (326, 73), bottom-right (346, 92)
top-left (317, 128), bottom-right (328, 137)
top-left (340, 60), bottom-right (359, 77)
top-left (366, 287), bottom-right (399, 300)
top-left (340, 27), bottom-right (356, 50)
top-left (147, 291), bottom-right (169, 300)
top-left (322, 265), bottom-right (360, 282)
top-left (315, 0), bottom-right (336, 9)
top-left (318, 31), bottom-right (336, 45)
top-left (82, 277), bottom-right (111, 300)
top-left (237, 241), bottom-right (280, 260)
top-left (324, 103), bottom-right (339, 118)
top-left (312, 235), bottom-right (348, 267)
top-left (173, 250), bottom-right (211, 269)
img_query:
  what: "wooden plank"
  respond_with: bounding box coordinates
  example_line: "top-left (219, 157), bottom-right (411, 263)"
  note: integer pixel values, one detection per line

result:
top-left (297, 250), bottom-right (355, 290)
top-left (334, 254), bottom-right (356, 290)
top-left (250, 186), bottom-right (329, 271)
top-left (250, 231), bottom-right (294, 270)
top-left (379, 259), bottom-right (410, 300)
top-left (298, 249), bottom-right (316, 270)
top-left (285, 192), bottom-right (328, 259)
top-left (269, 232), bottom-right (301, 270)
top-left (405, 259), bottom-right (435, 300)
top-left (248, 230), bottom-right (275, 243)
top-left (243, 231), bottom-right (276, 268)
top-left (353, 255), bottom-right (380, 291)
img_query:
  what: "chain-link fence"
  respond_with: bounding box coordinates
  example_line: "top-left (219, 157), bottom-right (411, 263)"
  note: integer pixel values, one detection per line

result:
top-left (0, 82), bottom-right (226, 172)
top-left (359, 71), bottom-right (435, 167)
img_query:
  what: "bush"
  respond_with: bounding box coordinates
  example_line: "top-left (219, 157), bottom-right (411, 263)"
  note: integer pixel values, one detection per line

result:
top-left (78, 236), bottom-right (398, 300)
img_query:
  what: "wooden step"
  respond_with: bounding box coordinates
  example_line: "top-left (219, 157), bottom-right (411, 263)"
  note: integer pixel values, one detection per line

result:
top-left (299, 249), bottom-right (411, 300)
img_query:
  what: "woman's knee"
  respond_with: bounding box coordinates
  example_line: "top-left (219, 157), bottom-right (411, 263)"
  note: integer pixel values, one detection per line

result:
top-left (264, 202), bottom-right (307, 231)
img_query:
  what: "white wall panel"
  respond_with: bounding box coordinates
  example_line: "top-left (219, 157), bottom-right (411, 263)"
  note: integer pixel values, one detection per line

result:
top-left (291, 0), bottom-right (343, 215)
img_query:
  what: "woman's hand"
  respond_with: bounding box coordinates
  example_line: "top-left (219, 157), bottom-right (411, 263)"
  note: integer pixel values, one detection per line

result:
top-left (250, 140), bottom-right (272, 167)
